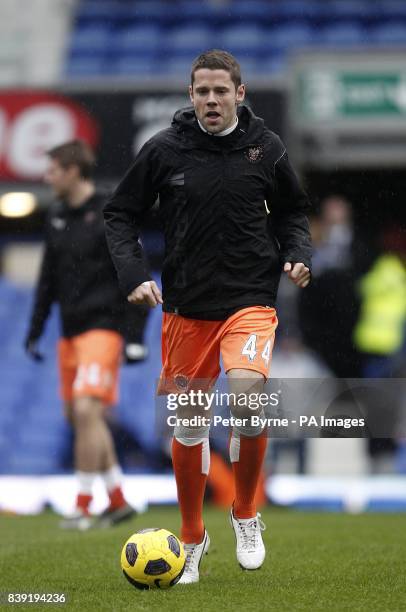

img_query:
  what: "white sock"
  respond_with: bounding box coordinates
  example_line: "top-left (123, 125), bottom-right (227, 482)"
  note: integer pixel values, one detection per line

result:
top-left (201, 439), bottom-right (210, 475)
top-left (102, 464), bottom-right (122, 492)
top-left (229, 430), bottom-right (241, 463)
top-left (77, 471), bottom-right (97, 495)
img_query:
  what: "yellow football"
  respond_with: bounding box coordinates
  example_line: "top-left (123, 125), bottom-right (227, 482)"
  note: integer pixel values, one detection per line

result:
top-left (121, 528), bottom-right (185, 589)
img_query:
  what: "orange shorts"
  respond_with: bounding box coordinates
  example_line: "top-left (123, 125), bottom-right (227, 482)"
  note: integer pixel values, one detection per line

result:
top-left (58, 329), bottom-right (123, 405)
top-left (158, 306), bottom-right (278, 393)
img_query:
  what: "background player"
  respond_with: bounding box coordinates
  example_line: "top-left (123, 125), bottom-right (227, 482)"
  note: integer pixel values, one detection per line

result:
top-left (104, 50), bottom-right (312, 580)
top-left (25, 140), bottom-right (147, 530)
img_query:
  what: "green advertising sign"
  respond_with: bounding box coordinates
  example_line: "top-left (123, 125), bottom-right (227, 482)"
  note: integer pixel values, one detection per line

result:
top-left (298, 70), bottom-right (406, 120)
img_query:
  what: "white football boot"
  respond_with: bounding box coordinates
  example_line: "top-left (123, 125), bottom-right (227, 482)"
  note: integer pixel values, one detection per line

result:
top-left (178, 530), bottom-right (210, 584)
top-left (230, 508), bottom-right (266, 570)
top-left (59, 509), bottom-right (93, 531)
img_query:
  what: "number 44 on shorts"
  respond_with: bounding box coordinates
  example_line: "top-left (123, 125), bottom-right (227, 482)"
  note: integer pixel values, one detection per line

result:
top-left (241, 334), bottom-right (271, 364)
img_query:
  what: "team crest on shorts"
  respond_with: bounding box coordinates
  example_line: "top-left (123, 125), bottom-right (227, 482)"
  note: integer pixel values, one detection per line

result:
top-left (174, 374), bottom-right (189, 391)
top-left (245, 145), bottom-right (264, 163)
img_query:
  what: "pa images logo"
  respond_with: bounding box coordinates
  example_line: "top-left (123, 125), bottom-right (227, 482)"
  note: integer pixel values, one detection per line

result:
top-left (245, 145), bottom-right (264, 163)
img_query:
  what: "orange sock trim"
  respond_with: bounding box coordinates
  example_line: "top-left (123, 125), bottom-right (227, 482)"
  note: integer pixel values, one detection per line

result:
top-left (108, 486), bottom-right (126, 510)
top-left (172, 438), bottom-right (207, 543)
top-left (76, 493), bottom-right (92, 515)
top-left (232, 433), bottom-right (268, 519)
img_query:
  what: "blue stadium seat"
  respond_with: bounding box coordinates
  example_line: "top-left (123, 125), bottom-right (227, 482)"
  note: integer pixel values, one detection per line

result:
top-left (28, 411), bottom-right (65, 430)
top-left (0, 452), bottom-right (11, 473)
top-left (65, 57), bottom-right (106, 78)
top-left (9, 453), bottom-right (62, 475)
top-left (238, 56), bottom-right (263, 77)
top-left (176, 1), bottom-right (227, 23)
top-left (75, 1), bottom-right (127, 24)
top-left (327, 1), bottom-right (370, 21)
top-left (379, 0), bottom-right (406, 20)
top-left (226, 1), bottom-right (274, 22)
top-left (370, 22), bottom-right (406, 45)
top-left (108, 55), bottom-right (156, 77)
top-left (125, 0), bottom-right (173, 24)
top-left (158, 56), bottom-right (196, 77)
top-left (219, 24), bottom-right (265, 55)
top-left (111, 25), bottom-right (162, 55)
top-left (319, 22), bottom-right (366, 46)
top-left (263, 23), bottom-right (314, 53)
top-left (119, 376), bottom-right (158, 445)
top-left (0, 407), bottom-right (16, 429)
top-left (266, 0), bottom-right (323, 21)
top-left (69, 25), bottom-right (111, 54)
top-left (162, 25), bottom-right (214, 56)
top-left (65, 0), bottom-right (406, 80)
top-left (66, 26), bottom-right (111, 71)
top-left (76, 0), bottom-right (171, 24)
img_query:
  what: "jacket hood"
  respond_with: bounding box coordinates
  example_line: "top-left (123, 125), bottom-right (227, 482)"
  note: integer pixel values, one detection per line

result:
top-left (172, 104), bottom-right (265, 145)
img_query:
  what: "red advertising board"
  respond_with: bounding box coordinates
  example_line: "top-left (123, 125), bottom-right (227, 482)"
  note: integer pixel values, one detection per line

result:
top-left (0, 92), bottom-right (99, 181)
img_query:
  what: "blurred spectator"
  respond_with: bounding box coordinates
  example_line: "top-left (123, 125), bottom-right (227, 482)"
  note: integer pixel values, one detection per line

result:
top-left (312, 195), bottom-right (354, 276)
top-left (298, 195), bottom-right (372, 378)
top-left (352, 225), bottom-right (405, 471)
top-left (353, 225), bottom-right (406, 378)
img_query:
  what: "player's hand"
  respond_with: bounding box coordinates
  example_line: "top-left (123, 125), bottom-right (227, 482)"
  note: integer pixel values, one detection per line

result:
top-left (124, 343), bottom-right (149, 365)
top-left (283, 262), bottom-right (311, 288)
top-left (25, 338), bottom-right (45, 361)
top-left (127, 281), bottom-right (163, 307)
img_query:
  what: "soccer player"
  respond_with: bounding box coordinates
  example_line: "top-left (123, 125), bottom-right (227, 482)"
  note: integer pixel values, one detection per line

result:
top-left (104, 50), bottom-right (312, 581)
top-left (25, 140), bottom-right (147, 530)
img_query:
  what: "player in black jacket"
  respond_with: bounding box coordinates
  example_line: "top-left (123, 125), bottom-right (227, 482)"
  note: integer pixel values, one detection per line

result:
top-left (104, 51), bottom-right (312, 580)
top-left (25, 140), bottom-right (147, 529)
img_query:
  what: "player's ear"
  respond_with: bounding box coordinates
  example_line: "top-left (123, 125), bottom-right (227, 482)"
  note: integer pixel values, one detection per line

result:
top-left (236, 84), bottom-right (245, 104)
top-left (189, 84), bottom-right (194, 104)
top-left (68, 164), bottom-right (81, 181)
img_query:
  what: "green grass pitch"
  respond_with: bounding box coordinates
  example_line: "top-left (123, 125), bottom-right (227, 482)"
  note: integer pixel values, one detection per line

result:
top-left (1, 506), bottom-right (405, 611)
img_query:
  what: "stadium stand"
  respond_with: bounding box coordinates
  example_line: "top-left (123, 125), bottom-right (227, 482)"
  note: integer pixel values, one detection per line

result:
top-left (64, 0), bottom-right (406, 79)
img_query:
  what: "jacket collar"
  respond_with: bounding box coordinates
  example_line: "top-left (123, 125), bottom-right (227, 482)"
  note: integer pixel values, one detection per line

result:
top-left (172, 105), bottom-right (265, 151)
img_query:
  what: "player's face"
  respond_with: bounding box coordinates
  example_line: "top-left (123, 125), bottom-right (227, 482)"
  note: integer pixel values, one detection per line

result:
top-left (44, 159), bottom-right (78, 199)
top-left (189, 69), bottom-right (245, 134)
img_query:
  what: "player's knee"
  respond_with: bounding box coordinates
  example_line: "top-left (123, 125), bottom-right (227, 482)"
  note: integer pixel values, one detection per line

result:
top-left (227, 372), bottom-right (266, 424)
top-left (230, 406), bottom-right (266, 437)
top-left (230, 398), bottom-right (263, 421)
top-left (174, 423), bottom-right (210, 446)
top-left (73, 396), bottom-right (103, 427)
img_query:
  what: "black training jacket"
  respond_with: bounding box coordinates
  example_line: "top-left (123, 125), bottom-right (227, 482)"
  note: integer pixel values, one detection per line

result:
top-left (104, 105), bottom-right (312, 318)
top-left (27, 192), bottom-right (145, 341)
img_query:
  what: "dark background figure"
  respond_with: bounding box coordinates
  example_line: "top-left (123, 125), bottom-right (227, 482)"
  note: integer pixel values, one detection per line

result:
top-left (298, 195), bottom-right (373, 378)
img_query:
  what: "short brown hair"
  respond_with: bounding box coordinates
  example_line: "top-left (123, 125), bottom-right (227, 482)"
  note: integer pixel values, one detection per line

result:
top-left (191, 49), bottom-right (242, 90)
top-left (47, 139), bottom-right (96, 179)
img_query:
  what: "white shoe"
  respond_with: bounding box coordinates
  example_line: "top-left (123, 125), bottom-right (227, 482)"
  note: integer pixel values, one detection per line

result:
top-left (178, 530), bottom-right (210, 584)
top-left (59, 509), bottom-right (93, 531)
top-left (230, 508), bottom-right (266, 570)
